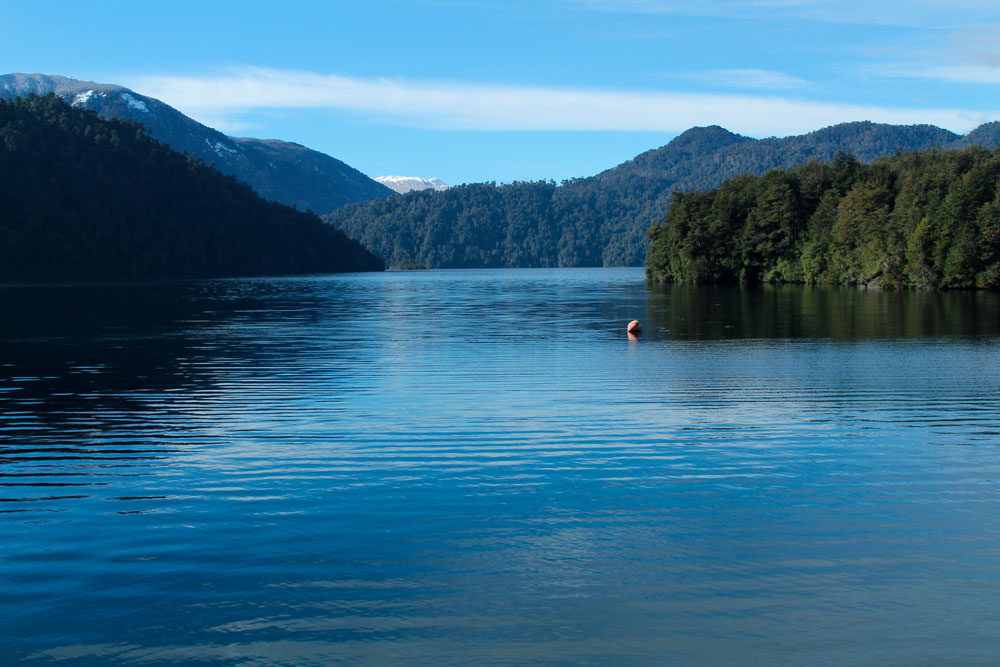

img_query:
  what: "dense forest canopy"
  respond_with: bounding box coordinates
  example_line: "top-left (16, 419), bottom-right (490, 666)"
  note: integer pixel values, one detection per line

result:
top-left (646, 148), bottom-right (1000, 289)
top-left (0, 94), bottom-right (383, 281)
top-left (326, 121), bottom-right (1000, 270)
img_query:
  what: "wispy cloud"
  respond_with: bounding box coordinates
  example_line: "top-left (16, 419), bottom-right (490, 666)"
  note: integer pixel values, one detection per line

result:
top-left (677, 69), bottom-right (809, 90)
top-left (889, 65), bottom-right (1000, 85)
top-left (192, 117), bottom-right (261, 134)
top-left (575, 0), bottom-right (1000, 29)
top-left (126, 67), bottom-right (997, 137)
top-left (864, 24), bottom-right (1000, 85)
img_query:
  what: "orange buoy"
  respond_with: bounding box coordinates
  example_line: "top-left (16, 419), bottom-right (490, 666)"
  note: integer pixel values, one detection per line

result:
top-left (627, 320), bottom-right (642, 335)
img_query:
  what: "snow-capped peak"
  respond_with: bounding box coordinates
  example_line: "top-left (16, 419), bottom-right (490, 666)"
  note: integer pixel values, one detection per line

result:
top-left (376, 175), bottom-right (451, 194)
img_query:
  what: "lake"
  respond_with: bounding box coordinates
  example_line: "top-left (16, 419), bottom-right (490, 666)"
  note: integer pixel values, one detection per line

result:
top-left (2, 268), bottom-right (1000, 665)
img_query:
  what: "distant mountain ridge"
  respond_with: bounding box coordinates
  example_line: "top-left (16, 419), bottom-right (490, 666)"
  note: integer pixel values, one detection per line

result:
top-left (327, 120), bottom-right (1000, 269)
top-left (0, 73), bottom-right (394, 214)
top-left (376, 175), bottom-right (451, 194)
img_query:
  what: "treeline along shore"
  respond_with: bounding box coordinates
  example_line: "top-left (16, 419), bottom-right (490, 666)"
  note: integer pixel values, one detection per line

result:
top-left (0, 94), bottom-right (383, 282)
top-left (646, 149), bottom-right (1000, 289)
top-left (4, 92), bottom-right (1000, 290)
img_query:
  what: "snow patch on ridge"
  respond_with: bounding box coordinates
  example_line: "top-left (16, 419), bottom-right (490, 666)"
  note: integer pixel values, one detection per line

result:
top-left (72, 90), bottom-right (95, 107)
top-left (205, 138), bottom-right (238, 157)
top-left (120, 93), bottom-right (149, 112)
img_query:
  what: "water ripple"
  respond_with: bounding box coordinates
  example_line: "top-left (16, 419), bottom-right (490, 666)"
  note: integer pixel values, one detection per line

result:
top-left (1, 270), bottom-right (1000, 664)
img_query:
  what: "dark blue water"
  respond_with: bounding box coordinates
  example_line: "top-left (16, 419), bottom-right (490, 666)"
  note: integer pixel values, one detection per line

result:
top-left (2, 268), bottom-right (1000, 665)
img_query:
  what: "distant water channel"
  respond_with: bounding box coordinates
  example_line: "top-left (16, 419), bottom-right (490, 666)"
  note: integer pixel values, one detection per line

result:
top-left (2, 268), bottom-right (1000, 665)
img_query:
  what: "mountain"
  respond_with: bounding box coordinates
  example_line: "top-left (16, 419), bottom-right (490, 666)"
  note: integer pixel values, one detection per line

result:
top-left (375, 175), bottom-right (451, 194)
top-left (596, 122), bottom-right (958, 195)
top-left (326, 121), bottom-right (997, 269)
top-left (0, 73), bottom-right (394, 214)
top-left (952, 121), bottom-right (1000, 149)
top-left (0, 94), bottom-right (383, 281)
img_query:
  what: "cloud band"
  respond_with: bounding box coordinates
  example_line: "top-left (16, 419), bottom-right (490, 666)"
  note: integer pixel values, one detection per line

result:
top-left (128, 67), bottom-right (998, 136)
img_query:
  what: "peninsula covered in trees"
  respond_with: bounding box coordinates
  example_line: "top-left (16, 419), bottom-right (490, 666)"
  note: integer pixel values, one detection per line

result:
top-left (0, 95), bottom-right (383, 281)
top-left (646, 148), bottom-right (1000, 289)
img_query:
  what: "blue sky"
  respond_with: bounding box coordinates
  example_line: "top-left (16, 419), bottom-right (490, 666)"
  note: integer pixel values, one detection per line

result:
top-left (3, 0), bottom-right (1000, 185)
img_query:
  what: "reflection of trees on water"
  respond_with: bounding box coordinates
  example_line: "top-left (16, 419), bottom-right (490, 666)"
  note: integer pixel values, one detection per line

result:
top-left (3, 275), bottom-right (996, 503)
top-left (2, 282), bottom-right (238, 415)
top-left (646, 284), bottom-right (1000, 340)
top-left (0, 279), bottom-right (360, 492)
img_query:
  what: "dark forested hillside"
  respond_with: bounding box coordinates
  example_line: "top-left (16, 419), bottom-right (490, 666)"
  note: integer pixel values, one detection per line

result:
top-left (327, 121), bottom-right (995, 269)
top-left (325, 181), bottom-right (575, 269)
top-left (0, 74), bottom-right (395, 214)
top-left (0, 94), bottom-right (384, 281)
top-left (646, 148), bottom-right (1000, 289)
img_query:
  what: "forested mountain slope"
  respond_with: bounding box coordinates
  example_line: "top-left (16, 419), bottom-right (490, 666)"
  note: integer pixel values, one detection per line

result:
top-left (0, 95), bottom-right (383, 281)
top-left (0, 73), bottom-right (394, 213)
top-left (328, 121), bottom-right (998, 269)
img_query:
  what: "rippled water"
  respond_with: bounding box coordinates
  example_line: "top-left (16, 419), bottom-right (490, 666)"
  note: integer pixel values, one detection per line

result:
top-left (2, 268), bottom-right (1000, 665)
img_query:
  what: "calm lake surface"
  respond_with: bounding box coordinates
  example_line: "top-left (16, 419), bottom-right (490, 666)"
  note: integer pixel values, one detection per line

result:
top-left (2, 268), bottom-right (1000, 665)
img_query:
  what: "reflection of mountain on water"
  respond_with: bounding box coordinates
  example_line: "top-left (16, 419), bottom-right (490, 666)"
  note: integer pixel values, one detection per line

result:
top-left (646, 284), bottom-right (1000, 340)
top-left (0, 279), bottom-right (368, 511)
top-left (4, 274), bottom-right (998, 513)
